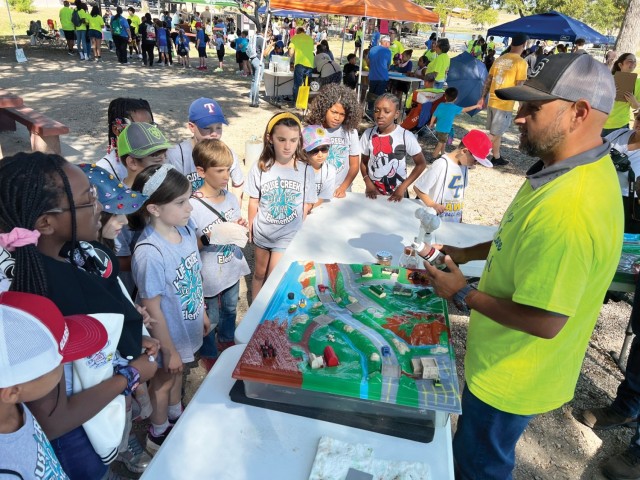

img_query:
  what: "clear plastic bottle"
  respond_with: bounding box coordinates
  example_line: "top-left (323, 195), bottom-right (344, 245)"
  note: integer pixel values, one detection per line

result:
top-left (399, 246), bottom-right (416, 268)
top-left (412, 240), bottom-right (446, 267)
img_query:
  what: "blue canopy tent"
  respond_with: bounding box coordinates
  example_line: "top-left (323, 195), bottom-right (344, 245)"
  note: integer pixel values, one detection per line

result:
top-left (487, 10), bottom-right (609, 44)
top-left (446, 52), bottom-right (487, 117)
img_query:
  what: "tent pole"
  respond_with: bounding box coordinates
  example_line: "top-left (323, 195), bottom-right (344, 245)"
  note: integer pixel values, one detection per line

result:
top-left (5, 0), bottom-right (20, 51)
top-left (252, 2), bottom-right (271, 106)
top-left (339, 15), bottom-right (346, 65)
top-left (356, 17), bottom-right (366, 103)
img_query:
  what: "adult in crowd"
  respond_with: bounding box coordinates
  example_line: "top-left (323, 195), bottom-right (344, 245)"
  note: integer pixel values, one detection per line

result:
top-left (425, 53), bottom-right (621, 480)
top-left (602, 53), bottom-right (640, 136)
top-left (367, 35), bottom-right (392, 101)
top-left (466, 34), bottom-right (476, 53)
top-left (425, 32), bottom-right (437, 51)
top-left (525, 46), bottom-right (544, 77)
top-left (59, 1), bottom-right (75, 55)
top-left (88, 5), bottom-right (104, 62)
top-left (74, 2), bottom-right (90, 61)
top-left (389, 28), bottom-right (405, 65)
top-left (426, 38), bottom-right (451, 89)
top-left (127, 6), bottom-right (142, 59)
top-left (248, 32), bottom-right (265, 108)
top-left (478, 33), bottom-right (528, 166)
top-left (370, 25), bottom-right (380, 48)
top-left (354, 25), bottom-right (363, 57)
top-left (111, 7), bottom-right (131, 65)
top-left (573, 38), bottom-right (587, 54)
top-left (138, 12), bottom-right (156, 67)
top-left (487, 36), bottom-right (496, 52)
top-left (315, 52), bottom-right (342, 87)
top-left (289, 26), bottom-right (315, 105)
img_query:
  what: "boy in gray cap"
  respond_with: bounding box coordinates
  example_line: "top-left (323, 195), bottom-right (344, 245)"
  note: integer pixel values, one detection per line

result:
top-left (424, 53), bottom-right (622, 479)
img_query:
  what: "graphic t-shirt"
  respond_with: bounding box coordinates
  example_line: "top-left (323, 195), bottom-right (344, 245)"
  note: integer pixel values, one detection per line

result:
top-left (325, 126), bottom-right (360, 189)
top-left (360, 125), bottom-right (422, 195)
top-left (488, 53), bottom-right (528, 112)
top-left (0, 404), bottom-right (68, 479)
top-left (414, 154), bottom-right (467, 222)
top-left (132, 225), bottom-right (205, 363)
top-left (244, 161), bottom-right (317, 249)
top-left (432, 102), bottom-right (463, 133)
top-left (166, 139), bottom-right (244, 192)
top-left (189, 193), bottom-right (250, 297)
top-left (314, 163), bottom-right (337, 200)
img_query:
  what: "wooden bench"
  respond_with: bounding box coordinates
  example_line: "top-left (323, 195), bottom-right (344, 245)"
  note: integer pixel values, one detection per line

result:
top-left (0, 105), bottom-right (69, 155)
top-left (0, 89), bottom-right (24, 108)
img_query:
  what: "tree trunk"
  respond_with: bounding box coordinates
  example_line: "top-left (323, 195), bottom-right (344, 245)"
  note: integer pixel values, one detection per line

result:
top-left (616, 0), bottom-right (640, 54)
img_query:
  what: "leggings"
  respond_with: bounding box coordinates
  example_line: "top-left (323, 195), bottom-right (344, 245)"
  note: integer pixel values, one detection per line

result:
top-left (142, 42), bottom-right (155, 66)
top-left (113, 35), bottom-right (128, 63)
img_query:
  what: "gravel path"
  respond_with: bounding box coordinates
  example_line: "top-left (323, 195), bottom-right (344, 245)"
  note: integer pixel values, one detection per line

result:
top-left (0, 39), bottom-right (633, 480)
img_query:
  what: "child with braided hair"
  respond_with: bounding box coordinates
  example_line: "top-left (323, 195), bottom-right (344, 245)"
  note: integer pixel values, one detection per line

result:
top-left (0, 152), bottom-right (158, 479)
top-left (305, 83), bottom-right (362, 198)
top-left (95, 97), bottom-right (155, 181)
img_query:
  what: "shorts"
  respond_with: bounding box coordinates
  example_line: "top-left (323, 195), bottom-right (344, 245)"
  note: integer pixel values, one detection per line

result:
top-left (88, 29), bottom-right (102, 39)
top-left (239, 51), bottom-right (249, 61)
top-left (436, 131), bottom-right (449, 143)
top-left (158, 45), bottom-right (168, 53)
top-left (216, 47), bottom-right (225, 61)
top-left (63, 30), bottom-right (75, 40)
top-left (130, 32), bottom-right (139, 42)
top-left (486, 107), bottom-right (513, 136)
top-left (198, 47), bottom-right (207, 58)
top-left (253, 241), bottom-right (286, 254)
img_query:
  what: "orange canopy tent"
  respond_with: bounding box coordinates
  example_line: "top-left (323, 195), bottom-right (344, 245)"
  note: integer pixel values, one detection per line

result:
top-left (268, 0), bottom-right (439, 23)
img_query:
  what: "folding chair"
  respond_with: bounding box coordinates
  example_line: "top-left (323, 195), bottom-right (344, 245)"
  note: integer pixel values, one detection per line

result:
top-left (400, 90), bottom-right (444, 140)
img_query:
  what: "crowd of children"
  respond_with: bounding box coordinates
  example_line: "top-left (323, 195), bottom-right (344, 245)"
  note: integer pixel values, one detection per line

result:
top-left (0, 79), bottom-right (493, 477)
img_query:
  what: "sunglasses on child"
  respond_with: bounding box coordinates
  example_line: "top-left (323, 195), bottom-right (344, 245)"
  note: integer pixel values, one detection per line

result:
top-left (308, 146), bottom-right (330, 155)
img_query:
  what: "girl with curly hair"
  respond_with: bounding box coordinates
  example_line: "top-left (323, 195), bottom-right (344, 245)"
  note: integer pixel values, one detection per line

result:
top-left (305, 83), bottom-right (362, 197)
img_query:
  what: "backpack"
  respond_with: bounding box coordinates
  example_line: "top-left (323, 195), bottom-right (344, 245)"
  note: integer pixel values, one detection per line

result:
top-left (111, 16), bottom-right (122, 36)
top-left (146, 23), bottom-right (156, 41)
top-left (72, 9), bottom-right (82, 27)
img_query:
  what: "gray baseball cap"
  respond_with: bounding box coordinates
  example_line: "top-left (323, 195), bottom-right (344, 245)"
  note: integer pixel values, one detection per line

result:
top-left (117, 123), bottom-right (173, 159)
top-left (495, 53), bottom-right (615, 114)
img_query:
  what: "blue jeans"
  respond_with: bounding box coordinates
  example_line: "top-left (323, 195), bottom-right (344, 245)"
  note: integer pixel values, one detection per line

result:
top-left (368, 79), bottom-right (388, 96)
top-left (52, 426), bottom-right (107, 480)
top-left (293, 64), bottom-right (313, 104)
top-left (453, 386), bottom-right (534, 480)
top-left (75, 29), bottom-right (89, 57)
top-left (434, 80), bottom-right (445, 89)
top-left (250, 56), bottom-right (261, 105)
top-left (199, 281), bottom-right (240, 358)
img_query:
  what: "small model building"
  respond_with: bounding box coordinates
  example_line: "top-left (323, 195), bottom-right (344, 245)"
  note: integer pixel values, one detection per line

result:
top-left (412, 357), bottom-right (440, 381)
top-left (392, 284), bottom-right (413, 297)
top-left (416, 289), bottom-right (431, 299)
top-left (361, 265), bottom-right (373, 278)
top-left (381, 267), bottom-right (392, 277)
top-left (369, 285), bottom-right (386, 298)
top-left (323, 346), bottom-right (339, 367)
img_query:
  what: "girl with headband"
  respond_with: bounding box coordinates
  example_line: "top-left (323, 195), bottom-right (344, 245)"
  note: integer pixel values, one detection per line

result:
top-left (0, 152), bottom-right (158, 479)
top-left (128, 163), bottom-right (211, 454)
top-left (244, 112), bottom-right (317, 300)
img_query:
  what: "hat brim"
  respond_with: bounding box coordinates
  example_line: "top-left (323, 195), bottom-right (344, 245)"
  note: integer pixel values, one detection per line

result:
top-left (474, 156), bottom-right (493, 167)
top-left (192, 117), bottom-right (229, 128)
top-left (130, 142), bottom-right (173, 159)
top-left (495, 84), bottom-right (559, 103)
top-left (61, 314), bottom-right (108, 362)
top-left (304, 139), bottom-right (332, 152)
top-left (102, 200), bottom-right (145, 215)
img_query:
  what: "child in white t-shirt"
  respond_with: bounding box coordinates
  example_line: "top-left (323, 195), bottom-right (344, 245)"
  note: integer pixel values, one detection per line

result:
top-left (189, 139), bottom-right (250, 371)
top-left (302, 125), bottom-right (336, 209)
top-left (360, 93), bottom-right (426, 201)
top-left (414, 129), bottom-right (493, 223)
top-left (166, 97), bottom-right (244, 200)
top-left (0, 291), bottom-right (108, 480)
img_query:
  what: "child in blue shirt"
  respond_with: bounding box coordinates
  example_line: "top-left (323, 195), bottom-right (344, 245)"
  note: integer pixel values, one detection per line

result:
top-left (429, 87), bottom-right (480, 159)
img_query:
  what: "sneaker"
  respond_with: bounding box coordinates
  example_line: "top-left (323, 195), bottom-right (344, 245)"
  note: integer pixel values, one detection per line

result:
top-left (236, 70), bottom-right (243, 75)
top-left (117, 435), bottom-right (152, 473)
top-left (214, 67), bottom-right (223, 72)
top-left (250, 103), bottom-right (260, 108)
top-left (79, 52), bottom-right (85, 60)
top-left (199, 357), bottom-right (217, 372)
top-left (579, 406), bottom-right (637, 430)
top-left (602, 447), bottom-right (640, 480)
top-left (146, 425), bottom-right (173, 456)
top-left (217, 340), bottom-right (235, 353)
top-left (67, 51), bottom-right (74, 56)
top-left (138, 53), bottom-right (143, 59)
top-left (491, 156), bottom-right (509, 166)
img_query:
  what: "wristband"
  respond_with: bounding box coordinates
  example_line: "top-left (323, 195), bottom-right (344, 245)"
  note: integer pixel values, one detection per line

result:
top-left (200, 233), bottom-right (210, 246)
top-left (114, 365), bottom-right (140, 396)
top-left (453, 284), bottom-right (477, 313)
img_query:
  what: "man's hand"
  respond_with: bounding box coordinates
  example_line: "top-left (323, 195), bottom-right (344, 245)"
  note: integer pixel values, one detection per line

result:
top-left (432, 244), bottom-right (471, 264)
top-left (423, 256), bottom-right (467, 299)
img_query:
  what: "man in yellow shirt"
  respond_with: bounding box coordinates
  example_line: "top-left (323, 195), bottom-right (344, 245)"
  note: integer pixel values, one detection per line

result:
top-left (288, 27), bottom-right (314, 105)
top-left (478, 33), bottom-right (528, 166)
top-left (389, 29), bottom-right (404, 65)
top-left (59, 0), bottom-right (75, 55)
top-left (425, 53), bottom-right (621, 480)
top-left (127, 6), bottom-right (142, 59)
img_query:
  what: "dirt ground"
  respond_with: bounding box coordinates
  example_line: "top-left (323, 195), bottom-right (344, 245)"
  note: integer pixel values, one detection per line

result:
top-left (0, 37), bottom-right (634, 480)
